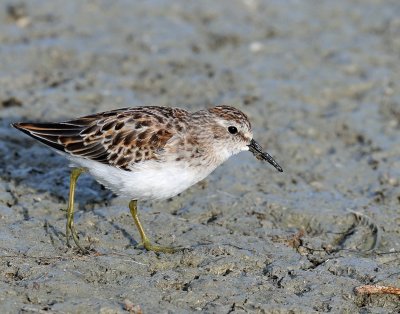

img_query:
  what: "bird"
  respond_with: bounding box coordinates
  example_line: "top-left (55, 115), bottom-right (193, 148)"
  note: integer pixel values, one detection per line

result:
top-left (12, 105), bottom-right (283, 253)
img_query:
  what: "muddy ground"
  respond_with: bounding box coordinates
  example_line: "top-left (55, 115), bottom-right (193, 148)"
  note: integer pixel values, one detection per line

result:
top-left (0, 0), bottom-right (399, 313)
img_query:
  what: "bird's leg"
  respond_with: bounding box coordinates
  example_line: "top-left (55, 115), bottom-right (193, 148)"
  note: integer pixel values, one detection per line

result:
top-left (129, 200), bottom-right (182, 254)
top-left (65, 167), bottom-right (88, 253)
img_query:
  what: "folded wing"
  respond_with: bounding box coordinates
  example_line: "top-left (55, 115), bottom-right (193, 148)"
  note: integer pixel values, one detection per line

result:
top-left (12, 107), bottom-right (179, 170)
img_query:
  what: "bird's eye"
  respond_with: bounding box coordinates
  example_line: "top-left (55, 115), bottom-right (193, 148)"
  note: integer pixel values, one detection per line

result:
top-left (228, 126), bottom-right (238, 134)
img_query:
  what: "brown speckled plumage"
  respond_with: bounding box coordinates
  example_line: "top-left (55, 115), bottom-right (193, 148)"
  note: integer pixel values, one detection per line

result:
top-left (14, 106), bottom-right (191, 170)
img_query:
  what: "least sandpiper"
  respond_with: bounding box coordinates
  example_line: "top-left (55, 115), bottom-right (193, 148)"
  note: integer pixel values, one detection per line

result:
top-left (13, 105), bottom-right (282, 253)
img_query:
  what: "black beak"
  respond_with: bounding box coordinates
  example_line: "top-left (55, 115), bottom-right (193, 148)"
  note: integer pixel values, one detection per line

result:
top-left (248, 139), bottom-right (283, 172)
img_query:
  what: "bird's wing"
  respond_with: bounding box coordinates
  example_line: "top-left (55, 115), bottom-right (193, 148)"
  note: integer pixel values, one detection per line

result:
top-left (13, 107), bottom-right (189, 170)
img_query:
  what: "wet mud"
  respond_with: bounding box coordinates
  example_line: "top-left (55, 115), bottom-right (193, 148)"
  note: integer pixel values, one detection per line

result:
top-left (0, 0), bottom-right (399, 313)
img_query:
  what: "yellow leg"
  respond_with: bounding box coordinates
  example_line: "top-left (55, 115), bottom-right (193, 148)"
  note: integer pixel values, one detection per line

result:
top-left (66, 167), bottom-right (88, 253)
top-left (128, 200), bottom-right (182, 253)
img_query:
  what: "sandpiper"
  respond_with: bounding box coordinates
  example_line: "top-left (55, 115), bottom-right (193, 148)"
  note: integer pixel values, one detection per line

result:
top-left (13, 105), bottom-right (282, 253)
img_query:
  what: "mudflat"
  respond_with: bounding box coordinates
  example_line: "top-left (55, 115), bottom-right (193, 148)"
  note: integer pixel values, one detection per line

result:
top-left (0, 0), bottom-right (399, 312)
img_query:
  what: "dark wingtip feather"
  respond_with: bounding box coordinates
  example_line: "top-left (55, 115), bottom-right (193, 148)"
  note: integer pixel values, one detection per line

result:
top-left (12, 122), bottom-right (36, 137)
top-left (11, 122), bottom-right (73, 152)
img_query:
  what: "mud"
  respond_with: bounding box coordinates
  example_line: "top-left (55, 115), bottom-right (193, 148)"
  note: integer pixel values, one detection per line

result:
top-left (1, 0), bottom-right (399, 313)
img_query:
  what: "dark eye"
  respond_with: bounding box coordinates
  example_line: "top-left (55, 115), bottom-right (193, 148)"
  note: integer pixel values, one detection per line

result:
top-left (228, 126), bottom-right (238, 134)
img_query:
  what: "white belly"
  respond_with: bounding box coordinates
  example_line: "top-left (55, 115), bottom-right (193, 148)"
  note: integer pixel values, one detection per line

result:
top-left (66, 156), bottom-right (214, 200)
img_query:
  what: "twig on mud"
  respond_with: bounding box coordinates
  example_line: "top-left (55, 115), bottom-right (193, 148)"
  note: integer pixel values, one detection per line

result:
top-left (355, 284), bottom-right (400, 296)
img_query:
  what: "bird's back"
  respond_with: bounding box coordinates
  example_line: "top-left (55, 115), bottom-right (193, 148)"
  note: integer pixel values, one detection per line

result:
top-left (13, 106), bottom-right (191, 171)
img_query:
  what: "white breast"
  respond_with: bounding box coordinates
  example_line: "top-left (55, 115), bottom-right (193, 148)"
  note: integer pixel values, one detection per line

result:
top-left (66, 156), bottom-right (215, 200)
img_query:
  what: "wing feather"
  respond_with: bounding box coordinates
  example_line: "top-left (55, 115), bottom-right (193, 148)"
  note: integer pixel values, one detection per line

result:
top-left (12, 106), bottom-right (189, 170)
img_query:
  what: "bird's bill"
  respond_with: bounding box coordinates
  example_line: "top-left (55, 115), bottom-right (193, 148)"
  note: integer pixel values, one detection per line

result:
top-left (248, 139), bottom-right (283, 172)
